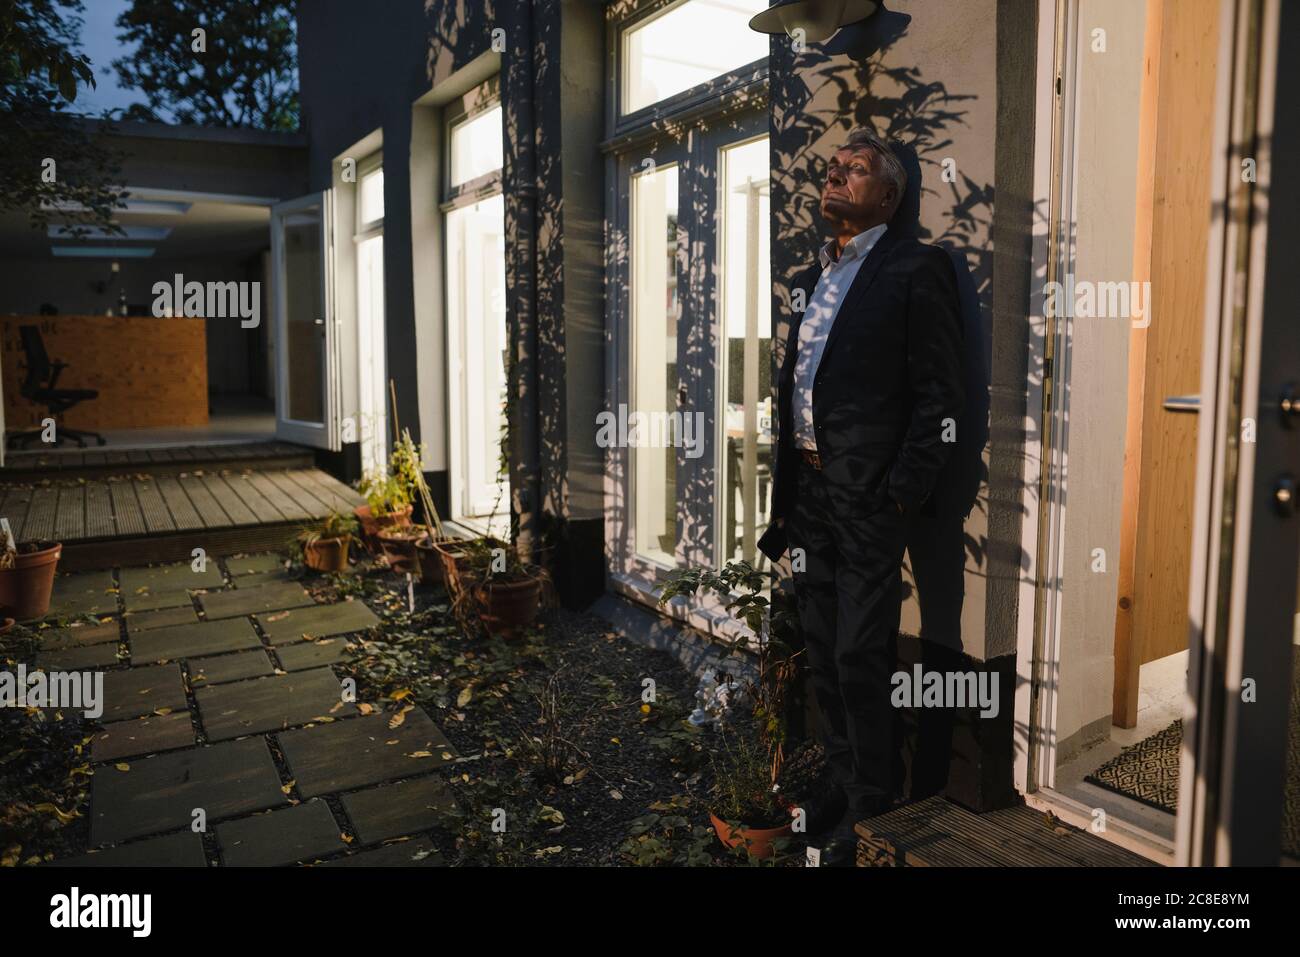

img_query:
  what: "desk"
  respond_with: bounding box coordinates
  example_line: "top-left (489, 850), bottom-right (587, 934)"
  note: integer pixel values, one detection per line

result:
top-left (2, 315), bottom-right (209, 430)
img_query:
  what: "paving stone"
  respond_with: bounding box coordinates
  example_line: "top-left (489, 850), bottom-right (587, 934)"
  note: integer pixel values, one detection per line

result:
top-left (275, 638), bottom-right (353, 672)
top-left (190, 650), bottom-right (276, 687)
top-left (130, 617), bottom-right (262, 663)
top-left (237, 568), bottom-right (296, 587)
top-left (227, 553), bottom-right (287, 576)
top-left (38, 619), bottom-right (121, 650)
top-left (199, 582), bottom-right (314, 619)
top-left (102, 663), bottom-right (188, 721)
top-left (340, 776), bottom-right (455, 844)
top-left (319, 838), bottom-right (442, 867)
top-left (121, 589), bottom-right (196, 613)
top-left (35, 642), bottom-right (122, 670)
top-left (124, 605), bottom-right (199, 633)
top-left (218, 799), bottom-right (345, 866)
top-left (50, 571), bottom-right (117, 616)
top-left (119, 561), bottom-right (225, 594)
top-left (89, 737), bottom-right (286, 845)
top-left (196, 667), bottom-right (355, 741)
top-left (51, 831), bottom-right (207, 867)
top-left (256, 600), bottom-right (379, 645)
top-left (278, 710), bottom-right (456, 799)
top-left (92, 712), bottom-right (195, 763)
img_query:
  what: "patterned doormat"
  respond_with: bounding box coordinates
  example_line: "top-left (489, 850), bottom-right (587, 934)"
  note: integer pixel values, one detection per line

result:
top-left (1086, 721), bottom-right (1183, 813)
top-left (1086, 663), bottom-right (1300, 858)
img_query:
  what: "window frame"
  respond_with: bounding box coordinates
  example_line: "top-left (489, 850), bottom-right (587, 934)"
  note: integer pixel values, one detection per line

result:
top-left (609, 0), bottom-right (770, 138)
top-left (441, 77), bottom-right (508, 533)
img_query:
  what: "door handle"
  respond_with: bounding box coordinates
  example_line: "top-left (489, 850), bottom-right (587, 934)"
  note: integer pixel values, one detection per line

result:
top-left (1162, 395), bottom-right (1200, 413)
top-left (1275, 475), bottom-right (1296, 517)
top-left (1280, 384), bottom-right (1298, 426)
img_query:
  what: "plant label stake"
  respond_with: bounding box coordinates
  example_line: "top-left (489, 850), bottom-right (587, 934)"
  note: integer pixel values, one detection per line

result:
top-left (406, 572), bottom-right (414, 613)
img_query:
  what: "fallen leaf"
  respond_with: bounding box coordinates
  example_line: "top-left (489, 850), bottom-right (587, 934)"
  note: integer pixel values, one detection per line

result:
top-left (407, 750), bottom-right (434, 759)
top-left (456, 686), bottom-right (473, 708)
top-left (265, 611), bottom-right (291, 622)
top-left (115, 763), bottom-right (130, 772)
top-left (609, 789), bottom-right (623, 800)
top-left (388, 704), bottom-right (413, 729)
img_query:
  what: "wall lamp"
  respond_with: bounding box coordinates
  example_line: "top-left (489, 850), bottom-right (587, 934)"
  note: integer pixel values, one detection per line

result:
top-left (748, 0), bottom-right (879, 43)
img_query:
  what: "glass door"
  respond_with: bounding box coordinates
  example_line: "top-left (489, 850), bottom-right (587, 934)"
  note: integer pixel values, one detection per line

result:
top-left (355, 156), bottom-right (387, 475)
top-left (1178, 0), bottom-right (1299, 866)
top-left (271, 191), bottom-right (339, 449)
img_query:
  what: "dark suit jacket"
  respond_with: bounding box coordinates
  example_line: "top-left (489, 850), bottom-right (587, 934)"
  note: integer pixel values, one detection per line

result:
top-left (758, 228), bottom-right (965, 562)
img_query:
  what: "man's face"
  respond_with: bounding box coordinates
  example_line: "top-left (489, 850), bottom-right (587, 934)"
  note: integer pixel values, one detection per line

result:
top-left (820, 146), bottom-right (896, 230)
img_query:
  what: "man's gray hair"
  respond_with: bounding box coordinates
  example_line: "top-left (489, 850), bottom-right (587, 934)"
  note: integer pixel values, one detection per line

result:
top-left (844, 127), bottom-right (907, 209)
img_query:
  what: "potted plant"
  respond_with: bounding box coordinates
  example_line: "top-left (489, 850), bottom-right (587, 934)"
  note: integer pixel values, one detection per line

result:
top-left (290, 510), bottom-right (357, 573)
top-left (0, 538), bottom-right (63, 622)
top-left (355, 424), bottom-right (425, 552)
top-left (455, 536), bottom-right (547, 638)
top-left (376, 523), bottom-right (423, 572)
top-left (707, 725), bottom-right (795, 860)
top-left (658, 560), bottom-right (804, 860)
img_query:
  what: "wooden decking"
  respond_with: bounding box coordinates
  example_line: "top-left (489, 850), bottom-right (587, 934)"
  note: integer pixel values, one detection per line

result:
top-left (1, 441), bottom-right (313, 482)
top-left (0, 465), bottom-right (363, 571)
top-left (854, 795), bottom-right (1158, 867)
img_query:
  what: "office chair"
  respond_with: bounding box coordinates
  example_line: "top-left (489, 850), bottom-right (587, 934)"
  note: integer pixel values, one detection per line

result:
top-left (6, 325), bottom-right (106, 449)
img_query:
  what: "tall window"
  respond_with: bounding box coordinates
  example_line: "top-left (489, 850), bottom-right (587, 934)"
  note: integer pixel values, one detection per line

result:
top-left (631, 162), bottom-right (680, 566)
top-left (444, 86), bottom-right (508, 526)
top-left (717, 137), bottom-right (771, 568)
top-left (355, 153), bottom-right (387, 476)
top-left (609, 1), bottom-right (770, 608)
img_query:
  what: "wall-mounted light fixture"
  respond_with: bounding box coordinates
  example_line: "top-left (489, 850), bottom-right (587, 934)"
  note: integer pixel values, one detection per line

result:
top-left (748, 0), bottom-right (878, 43)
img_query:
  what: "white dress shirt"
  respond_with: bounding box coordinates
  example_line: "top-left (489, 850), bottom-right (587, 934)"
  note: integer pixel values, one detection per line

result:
top-left (792, 223), bottom-right (888, 451)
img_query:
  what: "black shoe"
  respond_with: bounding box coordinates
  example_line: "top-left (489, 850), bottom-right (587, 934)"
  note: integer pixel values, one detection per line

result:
top-left (820, 829), bottom-right (858, 867)
top-left (792, 786), bottom-right (847, 839)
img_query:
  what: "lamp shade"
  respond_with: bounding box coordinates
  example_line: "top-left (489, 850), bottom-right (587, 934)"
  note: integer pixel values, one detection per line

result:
top-left (748, 0), bottom-right (879, 42)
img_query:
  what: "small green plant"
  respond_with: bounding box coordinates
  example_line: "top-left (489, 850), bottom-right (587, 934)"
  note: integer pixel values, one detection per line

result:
top-left (708, 721), bottom-right (790, 830)
top-left (288, 509), bottom-right (359, 561)
top-left (657, 560), bottom-right (801, 789)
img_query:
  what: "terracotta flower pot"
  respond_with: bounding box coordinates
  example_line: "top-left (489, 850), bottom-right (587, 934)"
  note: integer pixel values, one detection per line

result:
top-left (709, 812), bottom-right (794, 861)
top-left (0, 541), bottom-right (62, 622)
top-left (376, 526), bottom-right (421, 573)
top-left (415, 535), bottom-right (450, 586)
top-left (303, 535), bottom-right (350, 573)
top-left (432, 538), bottom-right (471, 593)
top-left (473, 572), bottom-right (543, 638)
top-left (353, 504), bottom-right (413, 552)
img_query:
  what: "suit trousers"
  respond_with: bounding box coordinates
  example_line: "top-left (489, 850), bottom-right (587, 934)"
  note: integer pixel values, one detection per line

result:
top-left (787, 455), bottom-right (907, 813)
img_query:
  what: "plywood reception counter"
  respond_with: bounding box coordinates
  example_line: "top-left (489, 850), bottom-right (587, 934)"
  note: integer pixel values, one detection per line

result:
top-left (2, 315), bottom-right (209, 431)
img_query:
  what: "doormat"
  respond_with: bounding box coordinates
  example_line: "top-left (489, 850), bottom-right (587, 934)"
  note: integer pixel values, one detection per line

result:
top-left (1085, 721), bottom-right (1182, 814)
top-left (1086, 661), bottom-right (1300, 859)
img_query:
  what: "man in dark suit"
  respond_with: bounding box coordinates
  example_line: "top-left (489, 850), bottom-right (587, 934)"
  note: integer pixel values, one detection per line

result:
top-left (757, 127), bottom-right (964, 865)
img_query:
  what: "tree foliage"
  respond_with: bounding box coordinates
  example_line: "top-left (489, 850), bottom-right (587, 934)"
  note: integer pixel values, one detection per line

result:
top-left (113, 0), bottom-right (299, 131)
top-left (0, 0), bottom-right (125, 236)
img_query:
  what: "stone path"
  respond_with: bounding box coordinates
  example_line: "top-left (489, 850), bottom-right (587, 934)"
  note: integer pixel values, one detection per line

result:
top-left (36, 555), bottom-right (457, 867)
